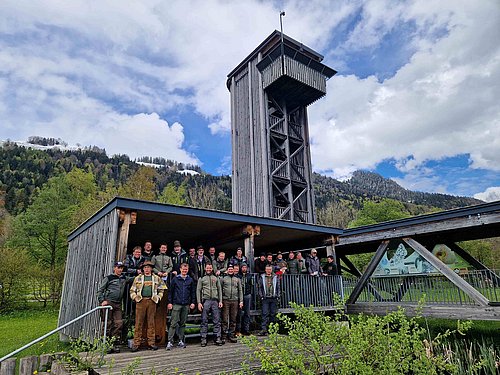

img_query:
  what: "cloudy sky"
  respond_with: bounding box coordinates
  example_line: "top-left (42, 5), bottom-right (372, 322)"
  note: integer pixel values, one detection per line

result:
top-left (1, 0), bottom-right (499, 201)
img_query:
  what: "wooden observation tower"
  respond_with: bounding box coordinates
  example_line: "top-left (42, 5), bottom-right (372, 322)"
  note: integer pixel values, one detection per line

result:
top-left (227, 30), bottom-right (336, 223)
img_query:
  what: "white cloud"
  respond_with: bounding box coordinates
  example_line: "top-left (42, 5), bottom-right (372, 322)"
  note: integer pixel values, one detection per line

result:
top-left (0, 0), bottom-right (498, 190)
top-left (310, 0), bottom-right (500, 181)
top-left (474, 187), bottom-right (500, 203)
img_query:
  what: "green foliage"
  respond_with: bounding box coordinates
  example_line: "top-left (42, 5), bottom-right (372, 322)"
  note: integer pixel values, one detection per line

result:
top-left (119, 166), bottom-right (158, 201)
top-left (458, 239), bottom-right (500, 269)
top-left (159, 182), bottom-right (187, 205)
top-left (241, 302), bottom-right (497, 375)
top-left (0, 247), bottom-right (30, 311)
top-left (349, 198), bottom-right (412, 228)
top-left (63, 334), bottom-right (114, 371)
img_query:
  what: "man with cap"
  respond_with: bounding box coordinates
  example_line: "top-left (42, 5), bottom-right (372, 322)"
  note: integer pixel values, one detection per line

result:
top-left (220, 264), bottom-right (243, 342)
top-left (170, 240), bottom-right (188, 279)
top-left (97, 261), bottom-right (127, 353)
top-left (307, 248), bottom-right (322, 276)
top-left (129, 261), bottom-right (167, 351)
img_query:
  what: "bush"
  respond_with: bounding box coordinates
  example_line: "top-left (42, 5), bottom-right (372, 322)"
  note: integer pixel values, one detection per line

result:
top-left (0, 247), bottom-right (29, 311)
top-left (241, 301), bottom-right (495, 374)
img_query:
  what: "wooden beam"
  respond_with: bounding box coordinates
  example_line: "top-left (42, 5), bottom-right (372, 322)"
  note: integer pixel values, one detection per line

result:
top-left (339, 211), bottom-right (500, 246)
top-left (346, 240), bottom-right (389, 305)
top-left (340, 252), bottom-right (386, 302)
top-left (116, 210), bottom-right (131, 261)
top-left (244, 233), bottom-right (255, 272)
top-left (403, 237), bottom-right (490, 306)
top-left (346, 302), bottom-right (500, 321)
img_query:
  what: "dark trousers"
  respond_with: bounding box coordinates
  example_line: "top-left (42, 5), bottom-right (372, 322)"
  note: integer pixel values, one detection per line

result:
top-left (168, 304), bottom-right (189, 342)
top-left (100, 301), bottom-right (123, 342)
top-left (134, 298), bottom-right (156, 347)
top-left (222, 300), bottom-right (239, 337)
top-left (200, 299), bottom-right (221, 339)
top-left (239, 294), bottom-right (251, 333)
top-left (261, 297), bottom-right (278, 331)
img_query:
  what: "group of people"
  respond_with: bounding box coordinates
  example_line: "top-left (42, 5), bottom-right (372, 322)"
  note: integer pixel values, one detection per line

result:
top-left (97, 240), bottom-right (337, 353)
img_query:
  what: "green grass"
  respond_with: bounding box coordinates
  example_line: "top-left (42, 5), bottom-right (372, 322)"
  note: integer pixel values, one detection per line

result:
top-left (0, 305), bottom-right (70, 359)
top-left (417, 317), bottom-right (500, 345)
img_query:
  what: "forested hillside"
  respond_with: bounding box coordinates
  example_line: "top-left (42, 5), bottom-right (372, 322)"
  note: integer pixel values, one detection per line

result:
top-left (0, 139), bottom-right (497, 310)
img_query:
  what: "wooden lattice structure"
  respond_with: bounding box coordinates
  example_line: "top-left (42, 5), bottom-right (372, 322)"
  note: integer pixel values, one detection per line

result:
top-left (227, 31), bottom-right (336, 223)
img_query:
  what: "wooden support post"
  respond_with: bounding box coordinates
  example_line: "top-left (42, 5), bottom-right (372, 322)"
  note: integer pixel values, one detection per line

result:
top-left (116, 210), bottom-right (131, 262)
top-left (19, 356), bottom-right (38, 375)
top-left (346, 240), bottom-right (389, 305)
top-left (403, 237), bottom-right (490, 306)
top-left (340, 254), bottom-right (386, 302)
top-left (0, 358), bottom-right (16, 375)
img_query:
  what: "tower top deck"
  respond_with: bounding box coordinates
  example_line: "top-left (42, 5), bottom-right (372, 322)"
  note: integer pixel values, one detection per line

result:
top-left (227, 30), bottom-right (336, 90)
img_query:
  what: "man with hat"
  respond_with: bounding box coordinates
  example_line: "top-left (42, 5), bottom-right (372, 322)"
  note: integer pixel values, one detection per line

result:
top-left (97, 261), bottom-right (127, 353)
top-left (129, 260), bottom-right (167, 351)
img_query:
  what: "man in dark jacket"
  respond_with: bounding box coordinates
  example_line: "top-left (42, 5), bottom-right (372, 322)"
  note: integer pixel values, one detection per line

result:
top-left (124, 246), bottom-right (145, 278)
top-left (257, 264), bottom-right (281, 335)
top-left (323, 255), bottom-right (338, 276)
top-left (237, 262), bottom-right (253, 335)
top-left (166, 263), bottom-right (195, 350)
top-left (170, 240), bottom-right (188, 279)
top-left (254, 253), bottom-right (267, 274)
top-left (189, 245), bottom-right (211, 283)
top-left (97, 261), bottom-right (127, 353)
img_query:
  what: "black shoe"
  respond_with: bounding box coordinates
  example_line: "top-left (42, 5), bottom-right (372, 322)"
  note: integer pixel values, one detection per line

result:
top-left (131, 346), bottom-right (139, 352)
top-left (228, 336), bottom-right (238, 343)
top-left (149, 345), bottom-right (158, 351)
top-left (215, 338), bottom-right (223, 346)
top-left (113, 346), bottom-right (120, 353)
top-left (258, 330), bottom-right (268, 336)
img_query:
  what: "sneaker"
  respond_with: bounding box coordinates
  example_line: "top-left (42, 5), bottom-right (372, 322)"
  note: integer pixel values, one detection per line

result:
top-left (228, 336), bottom-right (238, 343)
top-left (166, 341), bottom-right (174, 351)
top-left (113, 346), bottom-right (121, 353)
top-left (215, 337), bottom-right (223, 346)
top-left (178, 340), bottom-right (186, 348)
top-left (201, 338), bottom-right (207, 347)
top-left (131, 346), bottom-right (139, 352)
top-left (149, 345), bottom-right (158, 351)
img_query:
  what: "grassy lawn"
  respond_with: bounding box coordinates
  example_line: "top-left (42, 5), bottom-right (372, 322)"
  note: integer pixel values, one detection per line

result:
top-left (0, 306), bottom-right (69, 359)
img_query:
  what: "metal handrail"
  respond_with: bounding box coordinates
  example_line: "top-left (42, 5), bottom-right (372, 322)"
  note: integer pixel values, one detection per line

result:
top-left (0, 305), bottom-right (112, 363)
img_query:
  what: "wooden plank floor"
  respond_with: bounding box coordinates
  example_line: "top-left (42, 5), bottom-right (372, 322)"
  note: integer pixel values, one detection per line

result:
top-left (98, 338), bottom-right (262, 375)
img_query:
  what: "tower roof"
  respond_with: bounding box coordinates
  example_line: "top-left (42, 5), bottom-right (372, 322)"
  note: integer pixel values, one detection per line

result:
top-left (227, 30), bottom-right (336, 89)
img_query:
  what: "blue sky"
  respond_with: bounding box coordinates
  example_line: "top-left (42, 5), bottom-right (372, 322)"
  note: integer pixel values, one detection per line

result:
top-left (0, 0), bottom-right (499, 201)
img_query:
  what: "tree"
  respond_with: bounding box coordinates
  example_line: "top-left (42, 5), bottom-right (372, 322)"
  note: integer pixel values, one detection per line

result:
top-left (158, 182), bottom-right (187, 205)
top-left (348, 198), bottom-right (411, 228)
top-left (119, 166), bottom-right (157, 201)
top-left (316, 200), bottom-right (356, 228)
top-left (8, 168), bottom-right (99, 303)
top-left (0, 247), bottom-right (30, 311)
